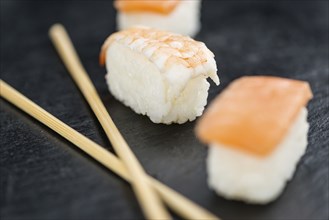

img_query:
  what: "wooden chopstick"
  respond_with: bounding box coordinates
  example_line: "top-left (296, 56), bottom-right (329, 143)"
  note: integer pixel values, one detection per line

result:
top-left (48, 24), bottom-right (170, 220)
top-left (0, 80), bottom-right (219, 220)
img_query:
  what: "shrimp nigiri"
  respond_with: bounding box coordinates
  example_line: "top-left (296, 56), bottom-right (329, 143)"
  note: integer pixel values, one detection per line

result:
top-left (100, 26), bottom-right (219, 124)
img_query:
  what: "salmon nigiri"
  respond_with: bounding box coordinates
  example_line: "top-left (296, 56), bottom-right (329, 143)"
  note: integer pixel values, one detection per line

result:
top-left (195, 76), bottom-right (313, 204)
top-left (114, 0), bottom-right (201, 37)
top-left (100, 26), bottom-right (219, 124)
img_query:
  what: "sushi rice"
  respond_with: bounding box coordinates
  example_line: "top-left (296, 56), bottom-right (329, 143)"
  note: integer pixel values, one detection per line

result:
top-left (207, 108), bottom-right (309, 204)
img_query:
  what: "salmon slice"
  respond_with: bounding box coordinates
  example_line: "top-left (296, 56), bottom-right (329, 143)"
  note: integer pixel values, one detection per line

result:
top-left (99, 26), bottom-right (213, 72)
top-left (114, 0), bottom-right (180, 15)
top-left (196, 76), bottom-right (313, 156)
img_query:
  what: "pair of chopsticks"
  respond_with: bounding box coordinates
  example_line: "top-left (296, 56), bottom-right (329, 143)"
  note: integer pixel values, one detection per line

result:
top-left (0, 80), bottom-right (217, 219)
top-left (0, 24), bottom-right (219, 219)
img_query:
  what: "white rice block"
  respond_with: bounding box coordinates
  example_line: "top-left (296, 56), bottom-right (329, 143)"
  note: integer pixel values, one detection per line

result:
top-left (207, 108), bottom-right (309, 204)
top-left (105, 40), bottom-right (218, 124)
top-left (117, 0), bottom-right (201, 37)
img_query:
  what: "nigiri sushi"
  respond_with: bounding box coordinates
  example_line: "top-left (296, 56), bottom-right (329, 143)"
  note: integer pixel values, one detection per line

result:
top-left (114, 0), bottom-right (201, 37)
top-left (195, 76), bottom-right (313, 204)
top-left (100, 26), bottom-right (219, 124)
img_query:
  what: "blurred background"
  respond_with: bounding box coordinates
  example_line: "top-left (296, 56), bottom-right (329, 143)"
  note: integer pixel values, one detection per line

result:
top-left (1, 1), bottom-right (328, 220)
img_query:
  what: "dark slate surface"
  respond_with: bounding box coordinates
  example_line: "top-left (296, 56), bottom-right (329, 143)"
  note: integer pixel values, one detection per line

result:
top-left (1, 1), bottom-right (328, 219)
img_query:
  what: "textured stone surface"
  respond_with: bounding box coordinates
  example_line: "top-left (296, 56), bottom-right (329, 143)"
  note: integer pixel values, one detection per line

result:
top-left (1, 1), bottom-right (328, 219)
